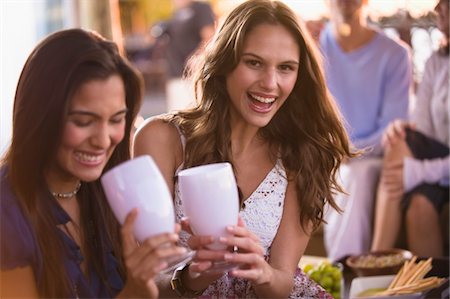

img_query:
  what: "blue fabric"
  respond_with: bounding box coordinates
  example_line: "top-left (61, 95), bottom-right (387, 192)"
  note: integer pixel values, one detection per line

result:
top-left (0, 166), bottom-right (123, 298)
top-left (319, 24), bottom-right (412, 156)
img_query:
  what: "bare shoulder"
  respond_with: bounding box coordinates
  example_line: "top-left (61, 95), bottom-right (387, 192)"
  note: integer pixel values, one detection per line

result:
top-left (134, 116), bottom-right (179, 145)
top-left (133, 116), bottom-right (183, 190)
top-left (133, 116), bottom-right (181, 157)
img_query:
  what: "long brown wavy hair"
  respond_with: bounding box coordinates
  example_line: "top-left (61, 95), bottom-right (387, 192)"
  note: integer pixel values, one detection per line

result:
top-left (1, 29), bottom-right (143, 297)
top-left (168, 0), bottom-right (356, 233)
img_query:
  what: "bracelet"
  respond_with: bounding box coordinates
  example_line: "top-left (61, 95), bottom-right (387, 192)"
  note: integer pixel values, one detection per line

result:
top-left (170, 263), bottom-right (205, 298)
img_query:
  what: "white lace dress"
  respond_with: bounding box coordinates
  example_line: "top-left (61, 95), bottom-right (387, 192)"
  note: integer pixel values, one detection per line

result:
top-left (173, 128), bottom-right (332, 298)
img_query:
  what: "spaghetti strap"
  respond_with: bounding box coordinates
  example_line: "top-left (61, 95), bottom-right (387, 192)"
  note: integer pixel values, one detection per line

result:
top-left (172, 122), bottom-right (186, 175)
top-left (172, 123), bottom-right (186, 152)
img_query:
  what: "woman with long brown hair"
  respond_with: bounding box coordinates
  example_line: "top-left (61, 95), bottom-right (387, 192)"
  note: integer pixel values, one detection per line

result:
top-left (134, 0), bottom-right (354, 297)
top-left (0, 28), bottom-right (186, 298)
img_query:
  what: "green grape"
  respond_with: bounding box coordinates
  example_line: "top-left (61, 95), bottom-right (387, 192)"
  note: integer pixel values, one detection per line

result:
top-left (320, 275), bottom-right (334, 289)
top-left (304, 262), bottom-right (342, 297)
top-left (308, 270), bottom-right (321, 283)
top-left (331, 291), bottom-right (341, 299)
top-left (332, 279), bottom-right (341, 292)
top-left (303, 263), bottom-right (314, 273)
top-left (317, 261), bottom-right (330, 272)
top-left (330, 267), bottom-right (342, 281)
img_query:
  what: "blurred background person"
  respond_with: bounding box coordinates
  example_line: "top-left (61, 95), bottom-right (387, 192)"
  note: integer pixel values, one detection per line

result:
top-left (163, 0), bottom-right (215, 112)
top-left (319, 0), bottom-right (412, 262)
top-left (371, 0), bottom-right (449, 257)
top-left (305, 19), bottom-right (325, 43)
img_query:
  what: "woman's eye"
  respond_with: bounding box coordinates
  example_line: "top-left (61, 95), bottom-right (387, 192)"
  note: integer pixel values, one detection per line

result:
top-left (245, 59), bottom-right (261, 67)
top-left (279, 64), bottom-right (295, 72)
top-left (71, 119), bottom-right (92, 127)
top-left (110, 116), bottom-right (126, 124)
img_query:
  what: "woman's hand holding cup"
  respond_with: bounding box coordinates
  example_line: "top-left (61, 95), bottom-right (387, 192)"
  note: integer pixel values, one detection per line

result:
top-left (119, 209), bottom-right (187, 298)
top-left (180, 217), bottom-right (230, 274)
top-left (101, 155), bottom-right (196, 289)
top-left (178, 162), bottom-right (241, 275)
top-left (218, 217), bottom-right (270, 286)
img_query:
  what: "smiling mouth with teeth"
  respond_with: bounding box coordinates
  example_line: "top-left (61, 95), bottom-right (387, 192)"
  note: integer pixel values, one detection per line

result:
top-left (75, 152), bottom-right (102, 162)
top-left (249, 93), bottom-right (276, 104)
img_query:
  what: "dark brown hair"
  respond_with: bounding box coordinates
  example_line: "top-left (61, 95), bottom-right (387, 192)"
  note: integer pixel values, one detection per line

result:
top-left (170, 0), bottom-right (356, 233)
top-left (2, 28), bottom-right (143, 297)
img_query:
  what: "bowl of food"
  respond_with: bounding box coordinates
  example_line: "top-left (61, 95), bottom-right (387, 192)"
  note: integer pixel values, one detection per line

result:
top-left (346, 249), bottom-right (413, 277)
top-left (349, 257), bottom-right (447, 298)
top-left (348, 275), bottom-right (423, 299)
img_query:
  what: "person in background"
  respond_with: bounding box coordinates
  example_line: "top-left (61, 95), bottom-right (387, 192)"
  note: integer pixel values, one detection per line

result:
top-left (0, 29), bottom-right (187, 298)
top-left (319, 0), bottom-right (412, 262)
top-left (134, 1), bottom-right (354, 297)
top-left (306, 19), bottom-right (325, 43)
top-left (164, 0), bottom-right (215, 112)
top-left (371, 0), bottom-right (449, 257)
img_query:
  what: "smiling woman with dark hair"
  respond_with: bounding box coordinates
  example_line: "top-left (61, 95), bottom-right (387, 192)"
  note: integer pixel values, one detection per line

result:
top-left (0, 28), bottom-right (187, 298)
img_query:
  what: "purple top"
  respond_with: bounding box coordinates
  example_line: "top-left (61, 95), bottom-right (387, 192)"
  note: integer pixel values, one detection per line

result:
top-left (0, 167), bottom-right (123, 298)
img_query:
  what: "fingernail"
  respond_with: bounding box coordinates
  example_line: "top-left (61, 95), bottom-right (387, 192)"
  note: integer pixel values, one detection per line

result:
top-left (224, 253), bottom-right (232, 260)
top-left (227, 226), bottom-right (234, 231)
top-left (219, 237), bottom-right (227, 243)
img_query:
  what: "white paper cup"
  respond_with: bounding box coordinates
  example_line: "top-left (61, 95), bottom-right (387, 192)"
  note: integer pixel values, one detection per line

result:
top-left (178, 162), bottom-right (239, 250)
top-left (101, 155), bottom-right (175, 242)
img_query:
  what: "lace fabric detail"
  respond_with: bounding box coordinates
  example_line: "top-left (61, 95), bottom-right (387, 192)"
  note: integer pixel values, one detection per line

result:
top-left (239, 161), bottom-right (286, 253)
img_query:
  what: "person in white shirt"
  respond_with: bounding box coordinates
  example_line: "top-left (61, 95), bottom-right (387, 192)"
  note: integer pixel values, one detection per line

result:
top-left (371, 0), bottom-right (449, 257)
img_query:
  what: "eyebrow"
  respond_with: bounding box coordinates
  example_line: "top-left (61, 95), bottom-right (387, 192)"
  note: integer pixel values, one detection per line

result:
top-left (241, 53), bottom-right (299, 65)
top-left (68, 108), bottom-right (128, 117)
